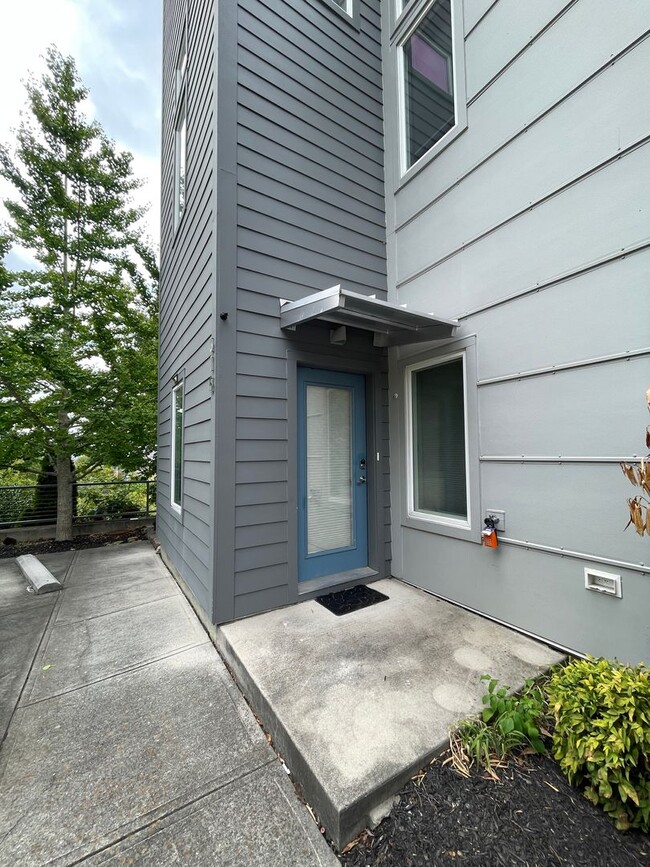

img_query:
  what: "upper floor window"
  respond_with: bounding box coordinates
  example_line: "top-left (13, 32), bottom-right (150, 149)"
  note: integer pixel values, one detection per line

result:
top-left (173, 23), bottom-right (187, 230)
top-left (320, 0), bottom-right (356, 21)
top-left (395, 0), bottom-right (466, 180)
top-left (175, 103), bottom-right (187, 228)
top-left (176, 28), bottom-right (187, 98)
top-left (331, 0), bottom-right (353, 14)
top-left (403, 0), bottom-right (454, 169)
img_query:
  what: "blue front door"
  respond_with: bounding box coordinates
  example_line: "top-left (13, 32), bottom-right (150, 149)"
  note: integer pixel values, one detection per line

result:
top-left (297, 368), bottom-right (368, 582)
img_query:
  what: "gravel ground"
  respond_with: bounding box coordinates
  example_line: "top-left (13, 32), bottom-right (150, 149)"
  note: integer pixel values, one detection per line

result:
top-left (337, 752), bottom-right (649, 867)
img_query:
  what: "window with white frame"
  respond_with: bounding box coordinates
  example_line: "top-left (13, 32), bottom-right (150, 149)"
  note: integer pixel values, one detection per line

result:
top-left (407, 354), bottom-right (468, 525)
top-left (176, 27), bottom-right (187, 98)
top-left (174, 104), bottom-right (186, 227)
top-left (174, 24), bottom-right (187, 229)
top-left (397, 0), bottom-right (465, 175)
top-left (171, 382), bottom-right (184, 512)
top-left (322, 0), bottom-right (354, 19)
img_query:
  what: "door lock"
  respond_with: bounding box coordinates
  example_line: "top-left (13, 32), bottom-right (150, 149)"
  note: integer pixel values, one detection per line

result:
top-left (358, 476), bottom-right (367, 484)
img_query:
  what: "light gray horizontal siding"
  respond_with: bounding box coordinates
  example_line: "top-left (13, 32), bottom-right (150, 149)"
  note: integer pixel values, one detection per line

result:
top-left (465, 0), bottom-right (574, 100)
top-left (396, 3), bottom-right (650, 226)
top-left (396, 40), bottom-right (650, 285)
top-left (478, 356), bottom-right (649, 457)
top-left (399, 142), bottom-right (650, 317)
top-left (400, 529), bottom-right (649, 664)
top-left (158, 0), bottom-right (215, 618)
top-left (386, 0), bottom-right (650, 663)
top-left (464, 249), bottom-right (650, 381)
top-left (480, 462), bottom-right (648, 566)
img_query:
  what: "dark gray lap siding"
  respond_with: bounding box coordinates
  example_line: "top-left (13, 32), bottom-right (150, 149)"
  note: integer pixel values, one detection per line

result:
top-left (158, 0), bottom-right (216, 616)
top-left (233, 0), bottom-right (389, 618)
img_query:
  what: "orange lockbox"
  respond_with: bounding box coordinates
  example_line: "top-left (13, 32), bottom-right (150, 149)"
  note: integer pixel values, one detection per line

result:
top-left (481, 529), bottom-right (498, 548)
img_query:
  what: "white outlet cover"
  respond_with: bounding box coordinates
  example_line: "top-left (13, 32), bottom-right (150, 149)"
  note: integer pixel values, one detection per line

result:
top-left (584, 568), bottom-right (622, 598)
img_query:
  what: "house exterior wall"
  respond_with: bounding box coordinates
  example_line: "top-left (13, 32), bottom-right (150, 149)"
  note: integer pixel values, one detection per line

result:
top-left (228, 0), bottom-right (391, 620)
top-left (159, 0), bottom-right (391, 625)
top-left (157, 0), bottom-right (217, 617)
top-left (383, 0), bottom-right (650, 663)
top-left (158, 0), bottom-right (649, 661)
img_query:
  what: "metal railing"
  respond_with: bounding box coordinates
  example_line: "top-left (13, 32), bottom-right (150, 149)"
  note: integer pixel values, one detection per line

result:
top-left (0, 479), bottom-right (156, 528)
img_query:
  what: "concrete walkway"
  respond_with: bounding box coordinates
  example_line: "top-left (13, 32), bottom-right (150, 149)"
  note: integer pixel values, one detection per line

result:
top-left (0, 543), bottom-right (337, 867)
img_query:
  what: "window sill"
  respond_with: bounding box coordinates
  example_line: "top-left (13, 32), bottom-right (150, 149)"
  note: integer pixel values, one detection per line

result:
top-left (403, 511), bottom-right (479, 542)
top-left (397, 119), bottom-right (468, 192)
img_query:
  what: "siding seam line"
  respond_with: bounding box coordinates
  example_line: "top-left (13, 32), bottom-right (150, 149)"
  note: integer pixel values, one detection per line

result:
top-left (456, 240), bottom-right (650, 320)
top-left (498, 538), bottom-right (648, 573)
top-left (466, 0), bottom-right (578, 105)
top-left (477, 347), bottom-right (650, 386)
top-left (238, 147), bottom-right (385, 218)
top-left (463, 0), bottom-right (501, 39)
top-left (237, 209), bottom-right (387, 273)
top-left (480, 456), bottom-right (644, 464)
top-left (398, 133), bottom-right (650, 288)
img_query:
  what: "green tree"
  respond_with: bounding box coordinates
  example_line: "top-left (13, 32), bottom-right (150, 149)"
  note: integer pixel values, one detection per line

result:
top-left (0, 47), bottom-right (158, 540)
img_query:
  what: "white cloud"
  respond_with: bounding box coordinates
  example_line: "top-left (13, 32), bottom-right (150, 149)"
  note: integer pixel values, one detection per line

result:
top-left (0, 1), bottom-right (81, 141)
top-left (0, 0), bottom-right (160, 246)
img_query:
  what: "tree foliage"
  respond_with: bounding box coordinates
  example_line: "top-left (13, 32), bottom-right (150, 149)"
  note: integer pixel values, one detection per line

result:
top-left (0, 47), bottom-right (158, 539)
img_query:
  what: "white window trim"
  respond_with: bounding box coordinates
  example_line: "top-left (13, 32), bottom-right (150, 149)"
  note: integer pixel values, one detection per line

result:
top-left (171, 382), bottom-right (184, 514)
top-left (396, 336), bottom-right (480, 544)
top-left (405, 350), bottom-right (471, 530)
top-left (175, 27), bottom-right (187, 99)
top-left (395, 0), bottom-right (467, 184)
top-left (174, 102), bottom-right (187, 230)
top-left (321, 0), bottom-right (358, 25)
top-left (173, 18), bottom-right (187, 234)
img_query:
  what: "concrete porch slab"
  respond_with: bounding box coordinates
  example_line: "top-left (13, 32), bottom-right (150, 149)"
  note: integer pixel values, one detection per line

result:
top-left (217, 578), bottom-right (564, 849)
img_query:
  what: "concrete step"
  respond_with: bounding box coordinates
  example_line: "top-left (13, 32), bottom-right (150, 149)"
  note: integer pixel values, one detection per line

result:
top-left (16, 555), bottom-right (63, 595)
top-left (217, 578), bottom-right (564, 849)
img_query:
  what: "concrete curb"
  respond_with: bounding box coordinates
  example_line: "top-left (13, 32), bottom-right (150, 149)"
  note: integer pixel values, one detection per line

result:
top-left (16, 555), bottom-right (62, 595)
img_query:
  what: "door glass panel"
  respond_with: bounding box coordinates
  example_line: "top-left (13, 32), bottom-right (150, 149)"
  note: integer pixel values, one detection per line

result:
top-left (306, 385), bottom-right (353, 553)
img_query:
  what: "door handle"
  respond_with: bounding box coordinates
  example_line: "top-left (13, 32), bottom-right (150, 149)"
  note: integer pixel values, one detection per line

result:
top-left (358, 476), bottom-right (366, 484)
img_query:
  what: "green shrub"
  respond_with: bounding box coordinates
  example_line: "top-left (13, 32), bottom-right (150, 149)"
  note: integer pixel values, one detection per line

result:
top-left (76, 484), bottom-right (144, 521)
top-left (451, 676), bottom-right (547, 776)
top-left (547, 657), bottom-right (650, 832)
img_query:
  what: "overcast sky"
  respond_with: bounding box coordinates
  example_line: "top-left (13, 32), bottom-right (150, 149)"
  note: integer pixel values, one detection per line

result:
top-left (0, 0), bottom-right (162, 267)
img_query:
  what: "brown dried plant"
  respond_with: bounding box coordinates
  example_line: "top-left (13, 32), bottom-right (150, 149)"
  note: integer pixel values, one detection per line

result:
top-left (620, 388), bottom-right (650, 537)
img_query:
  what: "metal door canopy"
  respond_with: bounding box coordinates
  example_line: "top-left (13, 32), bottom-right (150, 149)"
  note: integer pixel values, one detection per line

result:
top-left (280, 285), bottom-right (458, 347)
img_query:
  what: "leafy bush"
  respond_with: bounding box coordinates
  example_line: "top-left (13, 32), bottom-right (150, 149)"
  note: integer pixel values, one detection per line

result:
top-left (0, 467), bottom-right (36, 527)
top-left (451, 675), bottom-right (547, 777)
top-left (0, 486), bottom-right (35, 527)
top-left (76, 484), bottom-right (145, 521)
top-left (547, 657), bottom-right (650, 832)
top-left (74, 462), bottom-right (152, 521)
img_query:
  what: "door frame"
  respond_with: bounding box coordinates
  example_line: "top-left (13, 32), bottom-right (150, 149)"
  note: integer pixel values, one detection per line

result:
top-left (286, 347), bottom-right (387, 602)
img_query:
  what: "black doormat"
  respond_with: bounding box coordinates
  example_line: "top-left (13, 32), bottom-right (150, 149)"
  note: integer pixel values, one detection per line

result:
top-left (316, 584), bottom-right (389, 616)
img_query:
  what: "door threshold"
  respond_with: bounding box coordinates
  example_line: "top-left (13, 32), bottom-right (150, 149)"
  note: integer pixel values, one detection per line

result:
top-left (298, 566), bottom-right (379, 597)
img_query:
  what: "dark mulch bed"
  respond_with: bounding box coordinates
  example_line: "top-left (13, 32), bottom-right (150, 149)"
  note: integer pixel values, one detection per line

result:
top-left (0, 526), bottom-right (149, 559)
top-left (338, 752), bottom-right (649, 867)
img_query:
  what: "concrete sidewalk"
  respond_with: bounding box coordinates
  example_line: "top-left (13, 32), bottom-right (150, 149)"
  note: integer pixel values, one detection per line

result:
top-left (0, 542), bottom-right (337, 867)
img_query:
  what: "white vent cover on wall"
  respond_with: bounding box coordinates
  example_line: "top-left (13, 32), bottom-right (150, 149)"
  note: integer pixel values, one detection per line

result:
top-left (584, 568), bottom-right (622, 598)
